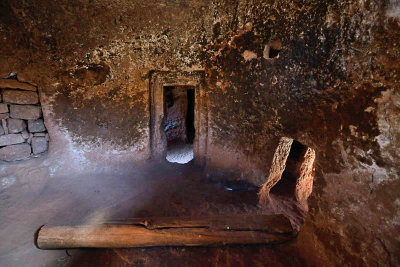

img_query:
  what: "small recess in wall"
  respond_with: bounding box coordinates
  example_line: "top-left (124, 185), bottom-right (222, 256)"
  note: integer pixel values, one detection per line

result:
top-left (263, 37), bottom-right (282, 59)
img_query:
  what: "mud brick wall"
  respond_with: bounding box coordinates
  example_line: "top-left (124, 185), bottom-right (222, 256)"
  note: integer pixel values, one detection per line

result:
top-left (0, 77), bottom-right (49, 161)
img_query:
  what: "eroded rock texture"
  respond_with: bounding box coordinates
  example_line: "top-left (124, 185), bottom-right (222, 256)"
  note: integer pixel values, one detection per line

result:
top-left (0, 0), bottom-right (399, 265)
top-left (259, 137), bottom-right (293, 204)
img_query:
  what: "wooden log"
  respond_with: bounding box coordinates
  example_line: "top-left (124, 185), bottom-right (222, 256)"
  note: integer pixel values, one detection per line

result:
top-left (36, 214), bottom-right (295, 249)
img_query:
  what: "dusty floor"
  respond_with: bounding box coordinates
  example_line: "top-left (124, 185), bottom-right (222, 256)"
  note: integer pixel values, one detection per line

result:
top-left (0, 154), bottom-right (307, 267)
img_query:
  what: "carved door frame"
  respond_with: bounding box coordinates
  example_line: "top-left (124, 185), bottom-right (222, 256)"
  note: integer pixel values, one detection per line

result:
top-left (149, 71), bottom-right (208, 166)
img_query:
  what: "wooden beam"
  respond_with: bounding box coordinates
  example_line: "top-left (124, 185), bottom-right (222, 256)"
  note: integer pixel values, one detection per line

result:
top-left (36, 214), bottom-right (295, 249)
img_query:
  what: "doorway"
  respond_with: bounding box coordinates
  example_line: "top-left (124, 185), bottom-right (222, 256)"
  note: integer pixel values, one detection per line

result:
top-left (149, 71), bottom-right (208, 165)
top-left (164, 86), bottom-right (195, 164)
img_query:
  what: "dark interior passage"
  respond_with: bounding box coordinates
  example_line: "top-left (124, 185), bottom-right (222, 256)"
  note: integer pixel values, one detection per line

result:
top-left (186, 88), bottom-right (195, 144)
top-left (163, 86), bottom-right (195, 163)
top-left (266, 37), bottom-right (282, 59)
top-left (269, 47), bottom-right (281, 58)
top-left (270, 140), bottom-right (308, 197)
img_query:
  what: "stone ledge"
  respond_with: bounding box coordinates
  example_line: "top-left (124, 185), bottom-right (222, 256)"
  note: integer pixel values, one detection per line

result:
top-left (3, 90), bottom-right (39, 105)
top-left (0, 79), bottom-right (37, 91)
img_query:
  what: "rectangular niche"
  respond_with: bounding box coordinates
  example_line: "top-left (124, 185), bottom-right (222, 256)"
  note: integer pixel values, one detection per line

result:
top-left (149, 71), bottom-right (208, 166)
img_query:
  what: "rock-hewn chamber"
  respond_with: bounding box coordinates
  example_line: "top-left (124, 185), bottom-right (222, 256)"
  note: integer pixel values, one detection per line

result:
top-left (0, 0), bottom-right (399, 266)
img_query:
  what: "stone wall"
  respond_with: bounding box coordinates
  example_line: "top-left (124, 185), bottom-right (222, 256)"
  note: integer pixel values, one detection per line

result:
top-left (0, 77), bottom-right (48, 161)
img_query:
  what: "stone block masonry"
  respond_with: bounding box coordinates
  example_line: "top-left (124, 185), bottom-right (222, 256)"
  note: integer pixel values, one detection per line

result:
top-left (0, 144), bottom-right (31, 161)
top-left (0, 134), bottom-right (25, 146)
top-left (10, 105), bottom-right (42, 120)
top-left (0, 78), bottom-right (49, 162)
top-left (0, 104), bottom-right (8, 113)
top-left (7, 119), bottom-right (26, 134)
top-left (28, 119), bottom-right (46, 133)
top-left (3, 90), bottom-right (39, 105)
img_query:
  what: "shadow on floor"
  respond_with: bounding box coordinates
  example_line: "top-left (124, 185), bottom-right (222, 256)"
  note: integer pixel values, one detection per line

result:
top-left (0, 158), bottom-right (306, 266)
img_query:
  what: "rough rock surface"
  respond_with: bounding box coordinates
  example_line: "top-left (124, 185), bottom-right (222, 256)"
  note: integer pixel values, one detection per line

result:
top-left (0, 113), bottom-right (9, 119)
top-left (0, 143), bottom-right (31, 161)
top-left (33, 132), bottom-right (46, 137)
top-left (7, 118), bottom-right (26, 134)
top-left (9, 105), bottom-right (42, 120)
top-left (21, 130), bottom-right (29, 139)
top-left (0, 78), bottom-right (37, 91)
top-left (31, 136), bottom-right (48, 154)
top-left (27, 133), bottom-right (33, 144)
top-left (259, 137), bottom-right (293, 203)
top-left (0, 103), bottom-right (8, 113)
top-left (0, 134), bottom-right (24, 146)
top-left (2, 90), bottom-right (39, 104)
top-left (1, 119), bottom-right (8, 134)
top-left (27, 119), bottom-right (45, 133)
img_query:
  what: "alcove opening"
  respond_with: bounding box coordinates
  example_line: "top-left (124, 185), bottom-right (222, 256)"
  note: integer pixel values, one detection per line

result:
top-left (264, 37), bottom-right (282, 59)
top-left (270, 140), bottom-right (309, 197)
top-left (164, 85), bottom-right (195, 164)
top-left (259, 137), bottom-right (315, 208)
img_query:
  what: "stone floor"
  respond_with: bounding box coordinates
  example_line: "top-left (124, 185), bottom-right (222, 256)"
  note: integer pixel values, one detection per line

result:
top-left (166, 142), bottom-right (194, 164)
top-left (0, 155), bottom-right (307, 266)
